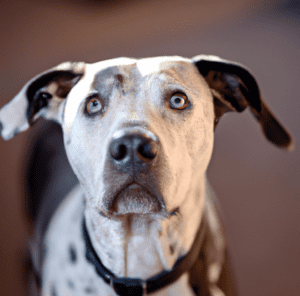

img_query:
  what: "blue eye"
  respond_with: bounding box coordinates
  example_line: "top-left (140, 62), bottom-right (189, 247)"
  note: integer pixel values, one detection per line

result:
top-left (86, 97), bottom-right (103, 114)
top-left (170, 93), bottom-right (189, 110)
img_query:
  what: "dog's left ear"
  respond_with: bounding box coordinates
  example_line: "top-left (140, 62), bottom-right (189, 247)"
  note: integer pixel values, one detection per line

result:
top-left (0, 62), bottom-right (85, 140)
top-left (192, 55), bottom-right (294, 150)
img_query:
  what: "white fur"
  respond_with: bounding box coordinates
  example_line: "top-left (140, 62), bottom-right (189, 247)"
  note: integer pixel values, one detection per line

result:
top-left (0, 56), bottom-right (225, 295)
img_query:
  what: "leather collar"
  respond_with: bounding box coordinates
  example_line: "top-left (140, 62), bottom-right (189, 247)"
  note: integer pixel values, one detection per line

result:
top-left (82, 216), bottom-right (206, 296)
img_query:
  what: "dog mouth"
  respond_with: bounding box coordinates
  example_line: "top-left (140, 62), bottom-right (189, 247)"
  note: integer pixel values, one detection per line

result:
top-left (110, 182), bottom-right (163, 215)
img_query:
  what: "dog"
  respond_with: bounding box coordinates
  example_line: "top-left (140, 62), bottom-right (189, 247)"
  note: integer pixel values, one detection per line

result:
top-left (0, 55), bottom-right (293, 296)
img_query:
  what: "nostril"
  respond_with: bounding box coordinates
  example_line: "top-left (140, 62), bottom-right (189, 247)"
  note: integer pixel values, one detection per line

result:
top-left (137, 141), bottom-right (158, 160)
top-left (110, 129), bottom-right (159, 165)
top-left (110, 143), bottom-right (128, 161)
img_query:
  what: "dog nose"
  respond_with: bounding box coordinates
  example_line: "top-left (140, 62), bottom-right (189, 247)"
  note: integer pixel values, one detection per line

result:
top-left (109, 129), bottom-right (158, 165)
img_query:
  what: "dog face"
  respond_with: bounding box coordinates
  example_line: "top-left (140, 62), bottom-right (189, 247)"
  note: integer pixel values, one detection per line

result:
top-left (61, 57), bottom-right (215, 217)
top-left (0, 55), bottom-right (293, 219)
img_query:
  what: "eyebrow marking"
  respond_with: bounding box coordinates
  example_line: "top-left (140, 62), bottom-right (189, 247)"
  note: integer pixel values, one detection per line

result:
top-left (115, 74), bottom-right (125, 94)
top-left (116, 74), bottom-right (124, 85)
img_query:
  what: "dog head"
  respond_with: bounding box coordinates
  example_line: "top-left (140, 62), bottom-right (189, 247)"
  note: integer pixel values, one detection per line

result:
top-left (0, 55), bottom-right (293, 218)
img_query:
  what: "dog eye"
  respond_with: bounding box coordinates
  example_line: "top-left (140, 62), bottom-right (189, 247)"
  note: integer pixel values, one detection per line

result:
top-left (170, 93), bottom-right (189, 110)
top-left (86, 96), bottom-right (103, 115)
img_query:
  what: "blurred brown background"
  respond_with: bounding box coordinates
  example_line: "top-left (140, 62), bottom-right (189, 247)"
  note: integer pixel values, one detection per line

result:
top-left (0, 0), bottom-right (299, 295)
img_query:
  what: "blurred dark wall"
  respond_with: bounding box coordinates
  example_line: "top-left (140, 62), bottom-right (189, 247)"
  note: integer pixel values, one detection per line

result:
top-left (0, 0), bottom-right (299, 295)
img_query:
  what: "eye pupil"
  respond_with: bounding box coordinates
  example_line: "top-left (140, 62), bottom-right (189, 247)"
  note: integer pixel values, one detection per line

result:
top-left (174, 97), bottom-right (182, 104)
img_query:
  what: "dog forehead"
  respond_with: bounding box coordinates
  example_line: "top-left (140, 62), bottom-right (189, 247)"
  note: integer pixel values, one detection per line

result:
top-left (135, 56), bottom-right (192, 76)
top-left (85, 56), bottom-right (194, 95)
top-left (87, 57), bottom-right (137, 73)
top-left (87, 56), bottom-right (192, 78)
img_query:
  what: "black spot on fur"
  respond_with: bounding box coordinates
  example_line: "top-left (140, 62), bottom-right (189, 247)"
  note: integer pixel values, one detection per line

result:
top-left (91, 221), bottom-right (96, 232)
top-left (116, 74), bottom-right (124, 85)
top-left (169, 245), bottom-right (175, 255)
top-left (84, 287), bottom-right (95, 294)
top-left (69, 244), bottom-right (77, 263)
top-left (67, 280), bottom-right (74, 289)
top-left (51, 284), bottom-right (57, 296)
top-left (107, 252), bottom-right (113, 259)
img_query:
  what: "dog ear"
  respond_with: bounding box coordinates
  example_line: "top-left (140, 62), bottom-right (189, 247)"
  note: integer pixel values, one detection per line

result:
top-left (0, 62), bottom-right (85, 140)
top-left (192, 55), bottom-right (294, 150)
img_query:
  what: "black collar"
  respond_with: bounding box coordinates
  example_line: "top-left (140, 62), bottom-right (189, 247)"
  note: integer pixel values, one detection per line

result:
top-left (82, 216), bottom-right (206, 296)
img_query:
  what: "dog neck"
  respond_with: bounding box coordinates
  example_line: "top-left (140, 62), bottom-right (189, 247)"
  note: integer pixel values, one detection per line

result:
top-left (84, 177), bottom-right (206, 280)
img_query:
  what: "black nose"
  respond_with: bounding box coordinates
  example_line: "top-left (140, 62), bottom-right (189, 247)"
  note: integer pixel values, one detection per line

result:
top-left (109, 130), bottom-right (158, 166)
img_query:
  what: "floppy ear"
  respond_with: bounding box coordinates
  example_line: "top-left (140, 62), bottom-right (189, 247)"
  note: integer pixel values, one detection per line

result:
top-left (192, 55), bottom-right (294, 151)
top-left (0, 62), bottom-right (85, 140)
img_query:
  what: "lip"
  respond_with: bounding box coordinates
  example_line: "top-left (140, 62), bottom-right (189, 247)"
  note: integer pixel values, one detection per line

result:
top-left (110, 181), bottom-right (163, 215)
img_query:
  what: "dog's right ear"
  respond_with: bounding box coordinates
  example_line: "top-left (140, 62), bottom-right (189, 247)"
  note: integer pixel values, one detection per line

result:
top-left (192, 55), bottom-right (294, 151)
top-left (0, 62), bottom-right (85, 140)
